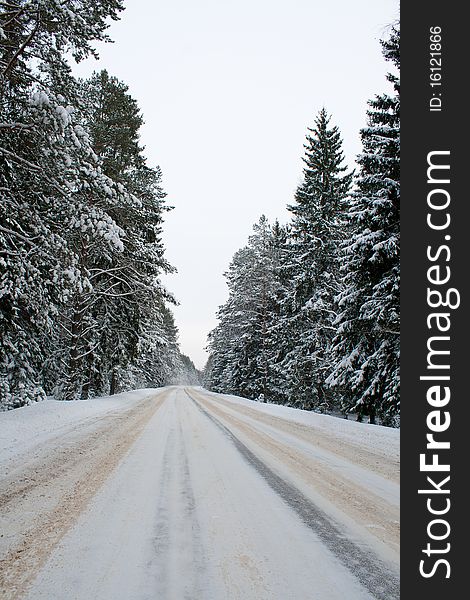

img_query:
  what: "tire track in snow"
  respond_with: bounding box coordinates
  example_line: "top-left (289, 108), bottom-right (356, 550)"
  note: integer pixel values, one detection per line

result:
top-left (187, 390), bottom-right (399, 600)
top-left (193, 389), bottom-right (399, 556)
top-left (151, 400), bottom-right (206, 599)
top-left (200, 390), bottom-right (399, 483)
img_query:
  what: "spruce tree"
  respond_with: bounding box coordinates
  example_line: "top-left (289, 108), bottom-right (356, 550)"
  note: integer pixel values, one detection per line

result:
top-left (279, 109), bottom-right (353, 410)
top-left (327, 27), bottom-right (400, 425)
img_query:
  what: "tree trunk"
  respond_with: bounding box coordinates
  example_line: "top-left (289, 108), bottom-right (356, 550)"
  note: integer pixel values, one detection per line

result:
top-left (81, 351), bottom-right (94, 399)
top-left (110, 368), bottom-right (118, 395)
top-left (64, 300), bottom-right (84, 400)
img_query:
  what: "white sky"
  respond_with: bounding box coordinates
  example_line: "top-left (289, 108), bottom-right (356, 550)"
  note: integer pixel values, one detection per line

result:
top-left (72, 0), bottom-right (399, 369)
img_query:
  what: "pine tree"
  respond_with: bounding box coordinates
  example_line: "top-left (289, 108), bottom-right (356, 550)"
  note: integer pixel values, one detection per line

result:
top-left (82, 70), bottom-right (145, 181)
top-left (61, 70), bottom-right (175, 398)
top-left (279, 109), bottom-right (353, 410)
top-left (0, 1), bottom-right (125, 408)
top-left (174, 354), bottom-right (201, 385)
top-left (0, 3), bottom-right (181, 408)
top-left (263, 220), bottom-right (291, 404)
top-left (327, 27), bottom-right (400, 425)
top-left (207, 216), bottom-right (282, 401)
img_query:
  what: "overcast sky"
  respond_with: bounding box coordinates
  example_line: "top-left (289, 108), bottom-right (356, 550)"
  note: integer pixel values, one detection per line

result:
top-left (72, 0), bottom-right (399, 369)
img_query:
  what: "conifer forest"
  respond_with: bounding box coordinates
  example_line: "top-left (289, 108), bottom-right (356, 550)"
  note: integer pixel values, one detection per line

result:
top-left (0, 1), bottom-right (200, 411)
top-left (206, 29), bottom-right (400, 426)
top-left (1, 3), bottom-right (399, 426)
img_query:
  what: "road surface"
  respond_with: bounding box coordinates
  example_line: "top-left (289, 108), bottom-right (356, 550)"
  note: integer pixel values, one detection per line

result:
top-left (0, 386), bottom-right (399, 599)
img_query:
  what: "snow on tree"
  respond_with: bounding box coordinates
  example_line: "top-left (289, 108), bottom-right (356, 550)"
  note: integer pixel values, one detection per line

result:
top-left (261, 220), bottom-right (292, 404)
top-left (58, 70), bottom-right (176, 399)
top-left (207, 216), bottom-right (283, 401)
top-left (277, 109), bottom-right (353, 411)
top-left (0, 3), bottom-right (181, 409)
top-left (1, 1), bottom-right (124, 408)
top-left (126, 302), bottom-right (181, 390)
top-left (206, 111), bottom-right (354, 410)
top-left (326, 27), bottom-right (400, 426)
top-left (173, 354), bottom-right (201, 386)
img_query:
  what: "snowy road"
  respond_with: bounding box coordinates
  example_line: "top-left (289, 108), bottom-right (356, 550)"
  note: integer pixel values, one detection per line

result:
top-left (0, 386), bottom-right (399, 600)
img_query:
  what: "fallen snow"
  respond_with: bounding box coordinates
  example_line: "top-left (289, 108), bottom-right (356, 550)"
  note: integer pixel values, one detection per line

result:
top-left (0, 388), bottom-right (159, 472)
top-left (21, 388), bottom-right (380, 600)
top-left (1, 386), bottom-right (399, 600)
top-left (197, 387), bottom-right (400, 460)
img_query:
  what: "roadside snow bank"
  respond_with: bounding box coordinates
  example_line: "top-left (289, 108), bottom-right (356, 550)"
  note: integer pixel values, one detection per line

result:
top-left (0, 389), bottom-right (160, 469)
top-left (198, 387), bottom-right (399, 459)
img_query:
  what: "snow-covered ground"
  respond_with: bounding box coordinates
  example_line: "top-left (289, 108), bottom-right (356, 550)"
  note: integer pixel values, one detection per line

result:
top-left (203, 388), bottom-right (399, 461)
top-left (0, 386), bottom-right (399, 600)
top-left (0, 389), bottom-right (158, 470)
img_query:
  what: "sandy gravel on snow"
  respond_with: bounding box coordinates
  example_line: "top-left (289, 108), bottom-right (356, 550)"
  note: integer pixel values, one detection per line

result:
top-left (0, 391), bottom-right (168, 600)
top-left (202, 391), bottom-right (399, 483)
top-left (21, 388), bottom-right (384, 600)
top-left (1, 386), bottom-right (399, 600)
top-left (190, 389), bottom-right (399, 562)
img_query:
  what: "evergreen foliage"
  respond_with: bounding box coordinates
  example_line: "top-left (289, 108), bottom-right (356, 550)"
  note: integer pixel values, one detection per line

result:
top-left (0, 2), bottom-right (183, 409)
top-left (206, 27), bottom-right (400, 426)
top-left (207, 111), bottom-right (353, 411)
top-left (1, 10), bottom-right (401, 425)
top-left (207, 216), bottom-right (284, 402)
top-left (278, 109), bottom-right (353, 410)
top-left (326, 27), bottom-right (400, 425)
